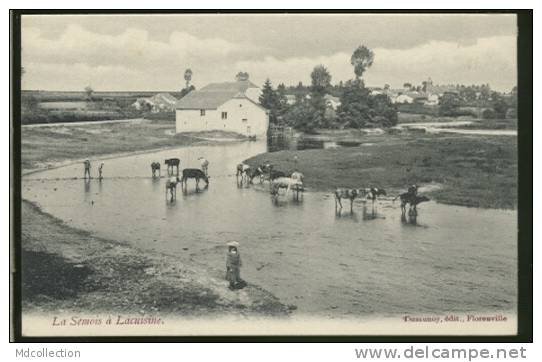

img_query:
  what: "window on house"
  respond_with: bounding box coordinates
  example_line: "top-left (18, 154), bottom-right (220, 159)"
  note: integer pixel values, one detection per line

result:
top-left (200, 109), bottom-right (205, 116)
top-left (221, 112), bottom-right (228, 119)
top-left (242, 118), bottom-right (248, 123)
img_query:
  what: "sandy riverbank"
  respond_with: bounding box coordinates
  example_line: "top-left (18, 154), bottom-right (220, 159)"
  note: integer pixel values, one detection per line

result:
top-left (21, 200), bottom-right (291, 317)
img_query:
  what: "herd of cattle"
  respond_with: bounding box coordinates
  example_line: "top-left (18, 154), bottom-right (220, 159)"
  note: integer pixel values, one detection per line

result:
top-left (152, 157), bottom-right (430, 217)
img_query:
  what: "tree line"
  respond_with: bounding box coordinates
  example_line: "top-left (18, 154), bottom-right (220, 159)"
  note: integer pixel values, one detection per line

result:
top-left (258, 45), bottom-right (398, 133)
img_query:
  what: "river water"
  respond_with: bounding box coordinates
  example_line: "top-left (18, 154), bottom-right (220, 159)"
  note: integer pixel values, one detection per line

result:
top-left (396, 121), bottom-right (517, 136)
top-left (22, 139), bottom-right (517, 317)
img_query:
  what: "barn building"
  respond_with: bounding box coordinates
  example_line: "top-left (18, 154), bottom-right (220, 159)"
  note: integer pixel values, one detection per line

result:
top-left (175, 80), bottom-right (269, 137)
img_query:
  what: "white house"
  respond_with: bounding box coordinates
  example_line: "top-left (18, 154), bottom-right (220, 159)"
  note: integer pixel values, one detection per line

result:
top-left (132, 92), bottom-right (178, 112)
top-left (424, 93), bottom-right (440, 106)
top-left (149, 93), bottom-right (178, 112)
top-left (395, 94), bottom-right (415, 104)
top-left (175, 80), bottom-right (269, 137)
top-left (285, 94), bottom-right (297, 105)
top-left (324, 94), bottom-right (341, 110)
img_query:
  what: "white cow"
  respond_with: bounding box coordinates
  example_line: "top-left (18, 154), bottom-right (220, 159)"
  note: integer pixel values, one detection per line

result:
top-left (271, 171), bottom-right (304, 199)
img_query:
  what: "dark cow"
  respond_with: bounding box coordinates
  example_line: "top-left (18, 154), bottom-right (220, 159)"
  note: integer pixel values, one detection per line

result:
top-left (164, 158), bottom-right (181, 176)
top-left (394, 193), bottom-right (430, 215)
top-left (151, 162), bottom-right (161, 178)
top-left (246, 167), bottom-right (264, 184)
top-left (269, 170), bottom-right (286, 180)
top-left (180, 168), bottom-right (209, 190)
top-left (366, 187), bottom-right (387, 204)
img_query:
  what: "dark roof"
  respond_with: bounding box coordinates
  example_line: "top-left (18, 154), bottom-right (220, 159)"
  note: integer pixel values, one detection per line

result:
top-left (176, 80), bottom-right (259, 109)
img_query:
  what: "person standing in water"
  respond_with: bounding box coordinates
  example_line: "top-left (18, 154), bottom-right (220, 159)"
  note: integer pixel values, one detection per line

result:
top-left (83, 160), bottom-right (91, 179)
top-left (407, 184), bottom-right (418, 197)
top-left (98, 163), bottom-right (104, 181)
top-left (226, 241), bottom-right (244, 290)
top-left (198, 157), bottom-right (209, 177)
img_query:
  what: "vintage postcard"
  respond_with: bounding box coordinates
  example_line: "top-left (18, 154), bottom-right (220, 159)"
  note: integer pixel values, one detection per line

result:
top-left (12, 11), bottom-right (528, 338)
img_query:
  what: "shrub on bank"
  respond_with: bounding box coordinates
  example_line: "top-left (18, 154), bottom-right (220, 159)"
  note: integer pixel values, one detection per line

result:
top-left (20, 110), bottom-right (137, 125)
top-left (143, 111), bottom-right (176, 121)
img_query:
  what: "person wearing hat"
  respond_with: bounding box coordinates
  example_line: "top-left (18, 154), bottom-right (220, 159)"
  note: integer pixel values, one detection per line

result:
top-left (226, 241), bottom-right (243, 289)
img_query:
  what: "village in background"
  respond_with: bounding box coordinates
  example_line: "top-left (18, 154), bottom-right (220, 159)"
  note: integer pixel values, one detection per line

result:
top-left (20, 44), bottom-right (518, 134)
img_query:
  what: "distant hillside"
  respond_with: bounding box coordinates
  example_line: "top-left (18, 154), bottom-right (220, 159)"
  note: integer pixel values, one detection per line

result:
top-left (22, 90), bottom-right (184, 102)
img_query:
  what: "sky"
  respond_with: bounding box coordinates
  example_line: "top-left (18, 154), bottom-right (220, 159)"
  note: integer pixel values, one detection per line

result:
top-left (21, 14), bottom-right (518, 92)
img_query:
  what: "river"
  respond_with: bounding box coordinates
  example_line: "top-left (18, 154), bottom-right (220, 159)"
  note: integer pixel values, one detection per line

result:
top-left (22, 139), bottom-right (517, 317)
top-left (396, 121), bottom-right (517, 136)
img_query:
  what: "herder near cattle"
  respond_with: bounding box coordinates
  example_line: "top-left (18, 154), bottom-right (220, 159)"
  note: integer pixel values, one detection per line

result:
top-left (407, 184), bottom-right (418, 197)
top-left (198, 157), bottom-right (209, 177)
top-left (226, 241), bottom-right (245, 290)
top-left (98, 162), bottom-right (104, 180)
top-left (83, 160), bottom-right (91, 179)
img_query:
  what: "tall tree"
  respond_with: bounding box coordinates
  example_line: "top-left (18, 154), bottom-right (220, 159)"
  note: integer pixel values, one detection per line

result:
top-left (276, 83), bottom-right (288, 109)
top-left (184, 68), bottom-right (193, 89)
top-left (235, 72), bottom-right (250, 81)
top-left (439, 92), bottom-right (461, 116)
top-left (337, 79), bottom-right (372, 128)
top-left (491, 92), bottom-right (508, 118)
top-left (84, 86), bottom-right (94, 101)
top-left (310, 65), bottom-right (332, 94)
top-left (309, 65), bottom-right (332, 128)
top-left (350, 45), bottom-right (374, 79)
top-left (179, 85), bottom-right (195, 99)
top-left (259, 79), bottom-right (281, 124)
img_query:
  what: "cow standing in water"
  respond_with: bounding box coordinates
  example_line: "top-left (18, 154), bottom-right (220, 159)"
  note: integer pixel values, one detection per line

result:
top-left (270, 171), bottom-right (304, 200)
top-left (151, 162), bottom-right (161, 178)
top-left (83, 160), bottom-right (91, 179)
top-left (366, 187), bottom-right (387, 205)
top-left (165, 177), bottom-right (179, 201)
top-left (334, 188), bottom-right (368, 213)
top-left (394, 193), bottom-right (430, 216)
top-left (246, 167), bottom-right (264, 184)
top-left (180, 168), bottom-right (209, 191)
top-left (236, 163), bottom-right (251, 185)
top-left (164, 158), bottom-right (180, 176)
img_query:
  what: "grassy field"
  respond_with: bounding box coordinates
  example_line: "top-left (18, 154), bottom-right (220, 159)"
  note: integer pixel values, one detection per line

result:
top-left (246, 132), bottom-right (517, 209)
top-left (21, 119), bottom-right (202, 170)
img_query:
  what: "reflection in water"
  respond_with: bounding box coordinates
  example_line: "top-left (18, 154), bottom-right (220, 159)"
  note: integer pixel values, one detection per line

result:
top-left (23, 140), bottom-right (518, 317)
top-left (267, 133), bottom-right (362, 152)
top-left (151, 177), bottom-right (161, 192)
top-left (362, 204), bottom-right (377, 220)
top-left (236, 176), bottom-right (251, 189)
top-left (181, 184), bottom-right (209, 197)
top-left (334, 209), bottom-right (360, 222)
top-left (335, 203), bottom-right (381, 221)
top-left (400, 208), bottom-right (421, 226)
top-left (271, 193), bottom-right (304, 207)
top-left (84, 179), bottom-right (91, 194)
